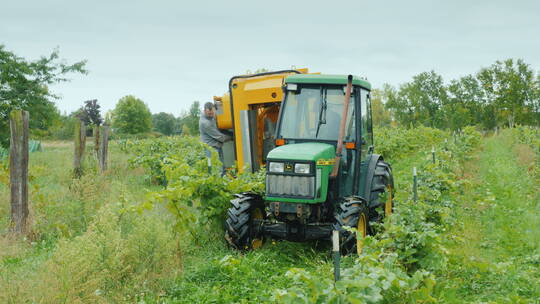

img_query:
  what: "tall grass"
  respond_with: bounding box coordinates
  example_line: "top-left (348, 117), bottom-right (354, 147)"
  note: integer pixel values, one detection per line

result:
top-left (0, 140), bottom-right (182, 303)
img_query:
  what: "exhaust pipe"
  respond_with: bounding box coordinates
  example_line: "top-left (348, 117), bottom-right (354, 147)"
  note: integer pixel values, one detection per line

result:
top-left (330, 75), bottom-right (353, 178)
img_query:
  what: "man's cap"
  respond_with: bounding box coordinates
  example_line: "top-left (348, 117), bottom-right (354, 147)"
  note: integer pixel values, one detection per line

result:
top-left (204, 102), bottom-right (215, 110)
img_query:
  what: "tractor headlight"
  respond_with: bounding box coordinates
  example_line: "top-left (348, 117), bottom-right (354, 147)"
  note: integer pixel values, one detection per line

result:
top-left (294, 163), bottom-right (311, 174)
top-left (268, 162), bottom-right (284, 173)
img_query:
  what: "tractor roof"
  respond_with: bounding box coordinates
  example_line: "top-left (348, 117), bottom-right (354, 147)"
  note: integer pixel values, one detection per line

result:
top-left (285, 74), bottom-right (372, 90)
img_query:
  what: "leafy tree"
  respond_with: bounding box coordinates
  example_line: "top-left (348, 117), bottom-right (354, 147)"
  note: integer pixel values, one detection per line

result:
top-left (104, 110), bottom-right (114, 126)
top-left (76, 99), bottom-right (102, 126)
top-left (178, 101), bottom-right (200, 136)
top-left (181, 124), bottom-right (191, 136)
top-left (0, 45), bottom-right (87, 146)
top-left (370, 89), bottom-right (392, 127)
top-left (383, 59), bottom-right (539, 129)
top-left (152, 112), bottom-right (177, 136)
top-left (445, 75), bottom-right (484, 130)
top-left (112, 95), bottom-right (152, 134)
top-left (49, 113), bottom-right (78, 140)
top-left (533, 74), bottom-right (540, 126)
top-left (477, 59), bottom-right (536, 128)
top-left (405, 71), bottom-right (447, 128)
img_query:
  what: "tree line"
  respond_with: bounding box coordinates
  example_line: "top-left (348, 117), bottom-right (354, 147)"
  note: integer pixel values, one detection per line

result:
top-left (2, 43), bottom-right (539, 149)
top-left (373, 59), bottom-right (540, 130)
top-left (44, 97), bottom-right (202, 140)
top-left (0, 45), bottom-right (202, 148)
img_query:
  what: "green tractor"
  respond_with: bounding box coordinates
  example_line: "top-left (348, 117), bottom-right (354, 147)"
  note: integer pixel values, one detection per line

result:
top-left (225, 74), bottom-right (394, 254)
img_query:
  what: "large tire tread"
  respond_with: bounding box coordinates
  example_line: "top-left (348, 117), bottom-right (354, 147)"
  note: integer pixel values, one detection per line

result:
top-left (368, 160), bottom-right (394, 223)
top-left (333, 197), bottom-right (369, 255)
top-left (224, 193), bottom-right (265, 250)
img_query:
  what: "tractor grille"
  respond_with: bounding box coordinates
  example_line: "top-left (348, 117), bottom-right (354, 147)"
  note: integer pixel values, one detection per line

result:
top-left (266, 174), bottom-right (315, 198)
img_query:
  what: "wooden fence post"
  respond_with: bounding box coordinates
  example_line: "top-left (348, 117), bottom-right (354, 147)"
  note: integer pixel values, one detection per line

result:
top-left (93, 125), bottom-right (100, 159)
top-left (99, 125), bottom-right (109, 172)
top-left (74, 119), bottom-right (86, 177)
top-left (9, 110), bottom-right (29, 234)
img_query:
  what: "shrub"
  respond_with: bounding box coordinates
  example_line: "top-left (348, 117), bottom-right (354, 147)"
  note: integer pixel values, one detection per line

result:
top-left (375, 126), bottom-right (449, 160)
top-left (33, 204), bottom-right (181, 303)
top-left (112, 95), bottom-right (152, 134)
top-left (273, 255), bottom-right (436, 304)
top-left (126, 136), bottom-right (264, 239)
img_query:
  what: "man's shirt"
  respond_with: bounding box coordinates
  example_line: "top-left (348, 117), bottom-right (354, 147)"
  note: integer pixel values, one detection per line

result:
top-left (199, 115), bottom-right (230, 148)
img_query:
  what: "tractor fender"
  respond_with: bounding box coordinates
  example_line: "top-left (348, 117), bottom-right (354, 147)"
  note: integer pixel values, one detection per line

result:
top-left (362, 153), bottom-right (384, 206)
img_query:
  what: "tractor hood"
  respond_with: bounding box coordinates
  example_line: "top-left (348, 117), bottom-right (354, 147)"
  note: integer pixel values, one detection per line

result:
top-left (265, 142), bottom-right (335, 203)
top-left (267, 142), bottom-right (335, 162)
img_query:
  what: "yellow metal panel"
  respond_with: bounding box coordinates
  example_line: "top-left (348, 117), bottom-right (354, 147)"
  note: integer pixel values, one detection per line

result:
top-left (215, 69), bottom-right (312, 172)
top-left (244, 78), bottom-right (283, 90)
top-left (214, 94), bottom-right (232, 129)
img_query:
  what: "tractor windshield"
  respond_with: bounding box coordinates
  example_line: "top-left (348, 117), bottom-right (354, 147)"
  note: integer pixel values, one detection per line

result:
top-left (278, 85), bottom-right (355, 141)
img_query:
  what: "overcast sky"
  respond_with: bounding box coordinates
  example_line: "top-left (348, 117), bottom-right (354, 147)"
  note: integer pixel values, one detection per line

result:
top-left (1, 0), bottom-right (539, 116)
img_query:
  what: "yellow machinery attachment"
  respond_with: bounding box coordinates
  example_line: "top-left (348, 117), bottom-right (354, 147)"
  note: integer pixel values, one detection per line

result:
top-left (214, 69), bottom-right (309, 172)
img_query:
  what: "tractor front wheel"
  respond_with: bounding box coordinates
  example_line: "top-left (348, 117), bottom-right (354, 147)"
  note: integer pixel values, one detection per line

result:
top-left (333, 198), bottom-right (370, 255)
top-left (224, 193), bottom-right (266, 250)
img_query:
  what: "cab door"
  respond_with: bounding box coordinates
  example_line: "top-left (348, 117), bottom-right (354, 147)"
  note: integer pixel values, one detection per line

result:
top-left (354, 88), bottom-right (374, 197)
top-left (360, 89), bottom-right (373, 159)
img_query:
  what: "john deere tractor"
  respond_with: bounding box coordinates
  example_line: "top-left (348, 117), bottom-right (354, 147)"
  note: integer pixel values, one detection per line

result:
top-left (220, 73), bottom-right (393, 254)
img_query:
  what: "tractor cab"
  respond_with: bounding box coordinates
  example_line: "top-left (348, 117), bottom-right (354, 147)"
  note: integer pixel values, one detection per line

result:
top-left (266, 74), bottom-right (374, 202)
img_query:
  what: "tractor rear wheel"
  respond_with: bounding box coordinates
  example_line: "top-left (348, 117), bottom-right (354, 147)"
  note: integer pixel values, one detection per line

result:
top-left (369, 160), bottom-right (394, 222)
top-left (333, 198), bottom-right (370, 255)
top-left (224, 193), bottom-right (266, 250)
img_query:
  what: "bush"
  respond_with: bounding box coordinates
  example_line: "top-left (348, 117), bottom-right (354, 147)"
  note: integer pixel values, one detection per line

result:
top-left (33, 204), bottom-right (181, 303)
top-left (375, 126), bottom-right (449, 160)
top-left (121, 136), bottom-right (205, 185)
top-left (125, 136), bottom-right (265, 240)
top-left (112, 95), bottom-right (152, 134)
top-left (273, 255), bottom-right (436, 304)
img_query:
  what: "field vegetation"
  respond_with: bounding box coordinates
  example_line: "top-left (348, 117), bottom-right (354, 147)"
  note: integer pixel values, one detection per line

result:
top-left (1, 126), bottom-right (538, 303)
top-left (1, 45), bottom-right (539, 303)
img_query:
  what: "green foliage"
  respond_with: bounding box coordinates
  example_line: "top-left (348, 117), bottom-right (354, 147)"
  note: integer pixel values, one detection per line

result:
top-left (152, 112), bottom-right (177, 135)
top-left (122, 136), bottom-right (204, 185)
top-left (450, 126), bottom-right (483, 165)
top-left (164, 242), bottom-right (327, 303)
top-left (445, 75), bottom-right (484, 130)
top-left (511, 125), bottom-right (540, 177)
top-left (0, 145), bottom-right (7, 159)
top-left (512, 125), bottom-right (540, 152)
top-left (477, 59), bottom-right (538, 128)
top-left (375, 126), bottom-right (449, 160)
top-left (386, 70), bottom-right (448, 128)
top-left (126, 136), bottom-right (264, 238)
top-left (112, 95), bottom-right (152, 134)
top-left (437, 132), bottom-right (540, 302)
top-left (382, 58), bottom-right (540, 130)
top-left (274, 126), bottom-right (482, 303)
top-left (0, 45), bottom-right (87, 146)
top-left (177, 101), bottom-right (201, 136)
top-left (34, 203), bottom-right (181, 303)
top-left (371, 89), bottom-right (392, 127)
top-left (46, 113), bottom-right (78, 140)
top-left (0, 139), bottom-right (183, 303)
top-left (6, 124), bottom-right (538, 303)
top-left (75, 99), bottom-right (103, 127)
top-left (273, 258), bottom-right (436, 304)
top-left (110, 130), bottom-right (163, 141)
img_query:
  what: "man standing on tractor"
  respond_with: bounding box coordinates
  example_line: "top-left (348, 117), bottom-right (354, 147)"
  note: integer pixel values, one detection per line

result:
top-left (199, 102), bottom-right (231, 175)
